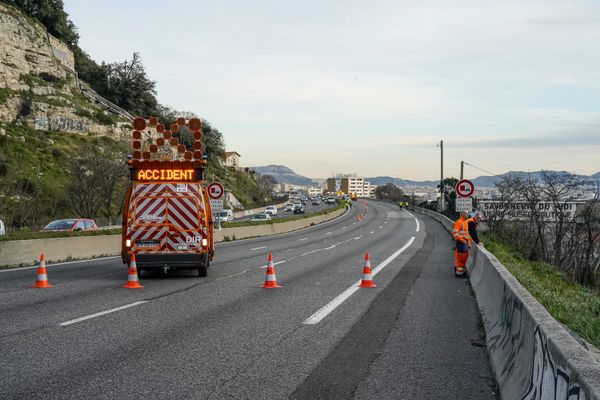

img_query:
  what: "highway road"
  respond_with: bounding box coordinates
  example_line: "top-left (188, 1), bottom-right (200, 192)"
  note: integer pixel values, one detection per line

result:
top-left (233, 200), bottom-right (336, 221)
top-left (0, 201), bottom-right (497, 399)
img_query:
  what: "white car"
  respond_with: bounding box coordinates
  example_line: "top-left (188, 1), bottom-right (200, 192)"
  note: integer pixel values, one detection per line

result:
top-left (285, 203), bottom-right (295, 212)
top-left (216, 210), bottom-right (233, 222)
top-left (265, 206), bottom-right (278, 216)
top-left (251, 213), bottom-right (272, 222)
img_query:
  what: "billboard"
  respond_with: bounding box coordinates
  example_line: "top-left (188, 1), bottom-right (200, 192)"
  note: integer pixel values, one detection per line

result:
top-left (478, 201), bottom-right (579, 221)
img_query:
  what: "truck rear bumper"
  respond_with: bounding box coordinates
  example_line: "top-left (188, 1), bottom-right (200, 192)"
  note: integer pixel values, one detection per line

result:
top-left (132, 253), bottom-right (208, 269)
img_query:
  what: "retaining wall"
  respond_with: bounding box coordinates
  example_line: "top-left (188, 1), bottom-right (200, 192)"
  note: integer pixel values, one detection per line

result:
top-left (409, 206), bottom-right (600, 400)
top-left (0, 208), bottom-right (345, 267)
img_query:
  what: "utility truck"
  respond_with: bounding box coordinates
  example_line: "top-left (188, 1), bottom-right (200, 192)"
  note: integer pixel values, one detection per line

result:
top-left (121, 116), bottom-right (214, 277)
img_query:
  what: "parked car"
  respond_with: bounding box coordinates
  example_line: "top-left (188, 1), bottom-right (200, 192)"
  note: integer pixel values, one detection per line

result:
top-left (293, 204), bottom-right (305, 214)
top-left (251, 213), bottom-right (272, 222)
top-left (325, 197), bottom-right (336, 204)
top-left (42, 218), bottom-right (98, 232)
top-left (264, 206), bottom-right (278, 216)
top-left (216, 209), bottom-right (234, 222)
top-left (285, 203), bottom-right (295, 212)
top-left (0, 219), bottom-right (5, 236)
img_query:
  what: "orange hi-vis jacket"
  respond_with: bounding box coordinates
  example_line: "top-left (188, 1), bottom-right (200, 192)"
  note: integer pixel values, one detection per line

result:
top-left (452, 217), bottom-right (471, 245)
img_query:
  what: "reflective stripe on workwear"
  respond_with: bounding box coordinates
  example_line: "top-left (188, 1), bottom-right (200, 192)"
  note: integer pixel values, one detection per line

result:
top-left (452, 218), bottom-right (470, 242)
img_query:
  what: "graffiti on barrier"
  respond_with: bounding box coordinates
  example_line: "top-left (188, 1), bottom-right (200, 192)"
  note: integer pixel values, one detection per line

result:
top-left (487, 283), bottom-right (528, 380)
top-left (34, 116), bottom-right (87, 132)
top-left (520, 327), bottom-right (585, 400)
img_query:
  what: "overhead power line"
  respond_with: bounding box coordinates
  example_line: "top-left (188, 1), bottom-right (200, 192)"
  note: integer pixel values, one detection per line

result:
top-left (463, 162), bottom-right (501, 177)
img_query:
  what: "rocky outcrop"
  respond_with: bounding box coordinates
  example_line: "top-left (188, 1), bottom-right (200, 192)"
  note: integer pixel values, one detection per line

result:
top-left (0, 3), bottom-right (128, 137)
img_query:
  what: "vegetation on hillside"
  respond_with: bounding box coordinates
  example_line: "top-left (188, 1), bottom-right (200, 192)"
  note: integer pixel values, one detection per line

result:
top-left (0, 1), bottom-right (274, 231)
top-left (482, 235), bottom-right (600, 348)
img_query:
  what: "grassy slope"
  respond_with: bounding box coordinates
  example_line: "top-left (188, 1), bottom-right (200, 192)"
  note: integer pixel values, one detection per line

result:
top-left (482, 235), bottom-right (600, 348)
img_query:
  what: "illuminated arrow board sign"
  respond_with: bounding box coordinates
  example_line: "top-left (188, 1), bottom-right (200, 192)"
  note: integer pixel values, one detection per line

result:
top-left (455, 179), bottom-right (475, 198)
top-left (133, 169), bottom-right (200, 181)
top-left (208, 182), bottom-right (225, 213)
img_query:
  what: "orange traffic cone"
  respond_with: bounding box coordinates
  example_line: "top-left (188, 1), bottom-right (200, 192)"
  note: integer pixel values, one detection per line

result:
top-left (33, 254), bottom-right (53, 288)
top-left (262, 253), bottom-right (282, 289)
top-left (359, 253), bottom-right (377, 288)
top-left (123, 254), bottom-right (143, 289)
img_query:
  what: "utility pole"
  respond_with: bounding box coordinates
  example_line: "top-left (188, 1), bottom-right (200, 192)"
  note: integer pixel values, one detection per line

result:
top-left (439, 140), bottom-right (444, 211)
top-left (460, 160), bottom-right (464, 180)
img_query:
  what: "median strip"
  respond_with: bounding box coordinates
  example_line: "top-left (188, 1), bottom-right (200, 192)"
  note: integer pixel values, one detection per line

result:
top-left (59, 301), bottom-right (148, 326)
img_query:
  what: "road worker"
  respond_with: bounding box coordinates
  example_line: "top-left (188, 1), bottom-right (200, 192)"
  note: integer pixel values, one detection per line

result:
top-left (467, 212), bottom-right (483, 247)
top-left (452, 209), bottom-right (471, 276)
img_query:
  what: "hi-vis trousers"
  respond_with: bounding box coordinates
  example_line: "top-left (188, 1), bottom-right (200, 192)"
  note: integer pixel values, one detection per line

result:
top-left (455, 240), bottom-right (469, 273)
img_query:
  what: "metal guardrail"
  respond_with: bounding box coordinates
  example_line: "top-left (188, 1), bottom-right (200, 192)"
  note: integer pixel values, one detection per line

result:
top-left (77, 81), bottom-right (134, 122)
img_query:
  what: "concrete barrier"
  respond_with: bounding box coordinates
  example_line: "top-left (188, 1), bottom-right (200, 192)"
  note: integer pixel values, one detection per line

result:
top-left (232, 200), bottom-right (289, 219)
top-left (0, 208), bottom-right (345, 267)
top-left (409, 206), bottom-right (600, 400)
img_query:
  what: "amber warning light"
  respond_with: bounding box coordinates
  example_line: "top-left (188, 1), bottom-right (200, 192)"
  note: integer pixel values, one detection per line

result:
top-left (134, 169), bottom-right (197, 181)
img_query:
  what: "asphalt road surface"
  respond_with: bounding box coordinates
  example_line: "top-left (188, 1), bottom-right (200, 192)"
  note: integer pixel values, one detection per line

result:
top-left (0, 201), bottom-right (497, 399)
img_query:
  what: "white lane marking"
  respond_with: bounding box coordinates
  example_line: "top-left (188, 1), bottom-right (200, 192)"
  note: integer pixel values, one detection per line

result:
top-left (352, 223), bottom-right (356, 225)
top-left (324, 245), bottom-right (336, 250)
top-left (216, 269), bottom-right (251, 280)
top-left (325, 232), bottom-right (332, 235)
top-left (298, 238), bottom-right (308, 241)
top-left (384, 221), bottom-right (388, 224)
top-left (342, 227), bottom-right (347, 230)
top-left (379, 226), bottom-right (383, 229)
top-left (405, 211), bottom-right (420, 232)
top-left (304, 236), bottom-right (416, 325)
top-left (370, 231), bottom-right (375, 234)
top-left (59, 301), bottom-right (148, 326)
top-left (354, 236), bottom-right (361, 240)
top-left (260, 260), bottom-right (287, 269)
top-left (250, 246), bottom-right (267, 251)
top-left (0, 256), bottom-right (120, 273)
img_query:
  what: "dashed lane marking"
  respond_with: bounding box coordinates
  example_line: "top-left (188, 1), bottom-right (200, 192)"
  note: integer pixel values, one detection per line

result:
top-left (303, 236), bottom-right (416, 325)
top-left (250, 246), bottom-right (267, 251)
top-left (59, 301), bottom-right (148, 326)
top-left (325, 232), bottom-right (332, 235)
top-left (370, 231), bottom-right (375, 234)
top-left (298, 238), bottom-right (309, 241)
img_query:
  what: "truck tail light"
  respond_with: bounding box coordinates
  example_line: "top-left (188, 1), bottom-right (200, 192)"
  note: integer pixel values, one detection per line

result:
top-left (202, 238), bottom-right (208, 247)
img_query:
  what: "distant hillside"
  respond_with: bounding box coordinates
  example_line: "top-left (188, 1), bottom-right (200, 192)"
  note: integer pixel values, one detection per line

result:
top-left (369, 170), bottom-right (600, 188)
top-left (252, 165), bottom-right (315, 186)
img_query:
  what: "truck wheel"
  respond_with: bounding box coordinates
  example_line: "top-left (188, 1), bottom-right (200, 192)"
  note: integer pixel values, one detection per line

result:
top-left (198, 253), bottom-right (209, 277)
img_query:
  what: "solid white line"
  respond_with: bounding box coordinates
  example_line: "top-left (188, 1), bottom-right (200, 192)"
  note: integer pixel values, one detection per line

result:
top-left (0, 256), bottom-right (121, 273)
top-left (405, 211), bottom-right (420, 232)
top-left (250, 246), bottom-right (267, 251)
top-left (325, 232), bottom-right (332, 235)
top-left (298, 238), bottom-right (308, 241)
top-left (303, 236), bottom-right (415, 325)
top-left (59, 301), bottom-right (148, 326)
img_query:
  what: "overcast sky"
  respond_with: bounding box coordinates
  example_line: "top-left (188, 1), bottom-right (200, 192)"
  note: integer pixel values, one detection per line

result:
top-left (64, 0), bottom-right (600, 180)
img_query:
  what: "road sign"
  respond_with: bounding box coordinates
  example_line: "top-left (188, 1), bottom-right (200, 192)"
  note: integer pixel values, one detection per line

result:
top-left (455, 179), bottom-right (475, 198)
top-left (207, 182), bottom-right (224, 200)
top-left (456, 197), bottom-right (473, 212)
top-left (210, 198), bottom-right (224, 213)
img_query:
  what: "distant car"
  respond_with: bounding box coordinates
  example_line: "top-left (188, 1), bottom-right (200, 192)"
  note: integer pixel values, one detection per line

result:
top-left (285, 203), bottom-right (295, 212)
top-left (251, 213), bottom-right (272, 222)
top-left (293, 204), bottom-right (305, 214)
top-left (216, 210), bottom-right (234, 222)
top-left (265, 206), bottom-right (278, 216)
top-left (325, 197), bottom-right (336, 204)
top-left (42, 218), bottom-right (98, 232)
top-left (312, 199), bottom-right (321, 205)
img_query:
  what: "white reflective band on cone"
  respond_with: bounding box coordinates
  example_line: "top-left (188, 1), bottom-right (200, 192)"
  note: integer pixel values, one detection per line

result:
top-left (38, 274), bottom-right (48, 280)
top-left (266, 275), bottom-right (276, 281)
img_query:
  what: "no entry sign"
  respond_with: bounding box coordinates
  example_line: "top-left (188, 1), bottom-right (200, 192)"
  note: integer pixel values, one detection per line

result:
top-left (207, 182), bottom-right (224, 200)
top-left (455, 179), bottom-right (475, 198)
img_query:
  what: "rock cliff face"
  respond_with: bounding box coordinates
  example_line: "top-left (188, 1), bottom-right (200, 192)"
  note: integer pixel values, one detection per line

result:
top-left (0, 3), bottom-right (127, 137)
